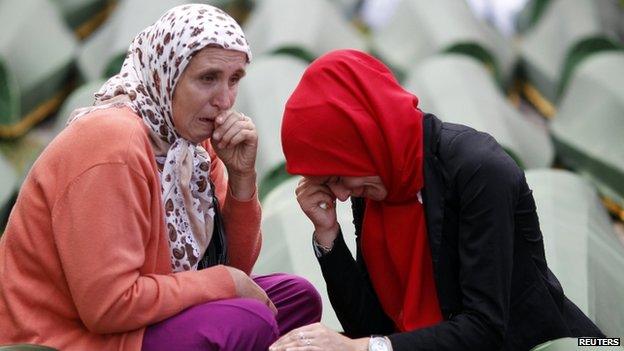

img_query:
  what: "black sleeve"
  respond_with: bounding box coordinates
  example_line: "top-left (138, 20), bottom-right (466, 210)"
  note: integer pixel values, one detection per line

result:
top-left (316, 199), bottom-right (394, 337)
top-left (388, 131), bottom-right (521, 351)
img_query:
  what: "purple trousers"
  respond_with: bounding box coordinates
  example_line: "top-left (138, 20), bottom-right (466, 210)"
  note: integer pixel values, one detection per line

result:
top-left (141, 273), bottom-right (322, 351)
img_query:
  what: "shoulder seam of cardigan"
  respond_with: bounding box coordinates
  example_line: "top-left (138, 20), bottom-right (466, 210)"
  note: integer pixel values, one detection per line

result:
top-left (50, 120), bottom-right (149, 220)
top-left (50, 162), bottom-right (150, 223)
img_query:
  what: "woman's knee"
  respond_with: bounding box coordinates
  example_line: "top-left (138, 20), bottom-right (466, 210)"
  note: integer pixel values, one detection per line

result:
top-left (207, 298), bottom-right (279, 348)
top-left (294, 276), bottom-right (322, 308)
top-left (143, 298), bottom-right (279, 351)
top-left (278, 274), bottom-right (323, 321)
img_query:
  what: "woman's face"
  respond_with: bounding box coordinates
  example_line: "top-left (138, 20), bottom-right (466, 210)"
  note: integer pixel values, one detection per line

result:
top-left (313, 175), bottom-right (388, 201)
top-left (171, 46), bottom-right (247, 143)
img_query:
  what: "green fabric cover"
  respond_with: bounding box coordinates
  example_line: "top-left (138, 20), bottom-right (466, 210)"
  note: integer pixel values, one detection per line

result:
top-left (0, 0), bottom-right (77, 127)
top-left (531, 337), bottom-right (624, 351)
top-left (77, 0), bottom-right (205, 81)
top-left (551, 51), bottom-right (624, 209)
top-left (370, 0), bottom-right (516, 85)
top-left (516, 0), bottom-right (552, 34)
top-left (0, 152), bottom-right (17, 225)
top-left (0, 59), bottom-right (20, 126)
top-left (519, 0), bottom-right (623, 102)
top-left (50, 0), bottom-right (109, 29)
top-left (233, 54), bottom-right (307, 181)
top-left (258, 162), bottom-right (291, 201)
top-left (404, 54), bottom-right (554, 169)
top-left (525, 170), bottom-right (606, 316)
top-left (526, 169), bottom-right (624, 338)
top-left (53, 79), bottom-right (107, 133)
top-left (243, 0), bottom-right (366, 61)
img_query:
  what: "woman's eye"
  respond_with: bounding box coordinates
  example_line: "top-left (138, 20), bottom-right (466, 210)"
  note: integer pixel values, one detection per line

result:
top-left (202, 75), bottom-right (216, 82)
top-left (229, 76), bottom-right (241, 85)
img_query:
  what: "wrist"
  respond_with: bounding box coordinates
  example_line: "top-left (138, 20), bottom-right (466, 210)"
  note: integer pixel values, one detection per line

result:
top-left (350, 337), bottom-right (370, 351)
top-left (228, 171), bottom-right (256, 200)
top-left (227, 169), bottom-right (256, 181)
top-left (313, 222), bottom-right (339, 247)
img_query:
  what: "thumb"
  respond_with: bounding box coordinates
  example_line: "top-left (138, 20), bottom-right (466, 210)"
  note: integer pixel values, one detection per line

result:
top-left (267, 299), bottom-right (278, 315)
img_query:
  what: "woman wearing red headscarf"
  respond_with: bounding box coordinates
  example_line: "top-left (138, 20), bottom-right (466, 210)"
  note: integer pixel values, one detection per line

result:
top-left (270, 50), bottom-right (603, 351)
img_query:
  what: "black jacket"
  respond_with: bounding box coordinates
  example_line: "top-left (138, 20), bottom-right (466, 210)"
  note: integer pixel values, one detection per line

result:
top-left (317, 114), bottom-right (603, 350)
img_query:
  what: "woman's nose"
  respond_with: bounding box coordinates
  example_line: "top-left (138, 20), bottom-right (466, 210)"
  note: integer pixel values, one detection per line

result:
top-left (211, 83), bottom-right (233, 110)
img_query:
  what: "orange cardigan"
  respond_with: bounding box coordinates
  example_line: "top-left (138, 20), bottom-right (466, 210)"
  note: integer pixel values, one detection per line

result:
top-left (0, 107), bottom-right (262, 350)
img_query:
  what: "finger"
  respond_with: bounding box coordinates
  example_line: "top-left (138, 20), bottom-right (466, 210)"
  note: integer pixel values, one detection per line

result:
top-left (297, 188), bottom-right (336, 203)
top-left (297, 189), bottom-right (336, 209)
top-left (290, 330), bottom-right (322, 349)
top-left (267, 298), bottom-right (278, 315)
top-left (214, 110), bottom-right (237, 127)
top-left (250, 283), bottom-right (270, 302)
top-left (238, 274), bottom-right (272, 305)
top-left (214, 120), bottom-right (245, 147)
top-left (275, 327), bottom-right (303, 344)
top-left (270, 343), bottom-right (320, 351)
top-left (275, 323), bottom-right (326, 350)
top-left (296, 181), bottom-right (335, 199)
top-left (213, 111), bottom-right (245, 141)
top-left (296, 176), bottom-right (330, 189)
top-left (270, 328), bottom-right (319, 350)
top-left (212, 111), bottom-right (235, 140)
top-left (268, 335), bottom-right (288, 350)
top-left (296, 186), bottom-right (335, 203)
top-left (295, 178), bottom-right (315, 197)
top-left (295, 178), bottom-right (307, 197)
top-left (216, 119), bottom-right (254, 148)
top-left (285, 324), bottom-right (317, 336)
top-left (247, 280), bottom-right (276, 315)
top-left (269, 344), bottom-right (321, 351)
top-left (269, 338), bottom-right (299, 351)
top-left (298, 192), bottom-right (336, 212)
top-left (219, 126), bottom-right (257, 149)
top-left (296, 178), bottom-right (331, 193)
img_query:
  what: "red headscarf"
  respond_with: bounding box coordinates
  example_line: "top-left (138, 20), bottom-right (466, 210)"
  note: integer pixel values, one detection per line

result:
top-left (281, 50), bottom-right (442, 331)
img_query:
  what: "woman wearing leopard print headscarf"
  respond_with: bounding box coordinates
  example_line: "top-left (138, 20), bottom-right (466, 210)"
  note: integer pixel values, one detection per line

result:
top-left (0, 4), bottom-right (320, 351)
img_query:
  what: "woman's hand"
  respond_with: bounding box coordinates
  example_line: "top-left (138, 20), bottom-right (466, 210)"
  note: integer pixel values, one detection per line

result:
top-left (211, 110), bottom-right (257, 174)
top-left (295, 177), bottom-right (340, 247)
top-left (224, 266), bottom-right (277, 315)
top-left (269, 322), bottom-right (369, 351)
top-left (211, 110), bottom-right (258, 199)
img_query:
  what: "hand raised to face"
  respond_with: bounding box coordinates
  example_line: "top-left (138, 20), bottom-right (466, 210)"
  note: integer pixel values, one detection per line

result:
top-left (211, 110), bottom-right (258, 177)
top-left (295, 177), bottom-right (340, 247)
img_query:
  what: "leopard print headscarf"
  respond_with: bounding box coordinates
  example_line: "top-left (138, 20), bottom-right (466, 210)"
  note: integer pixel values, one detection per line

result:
top-left (69, 4), bottom-right (252, 272)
